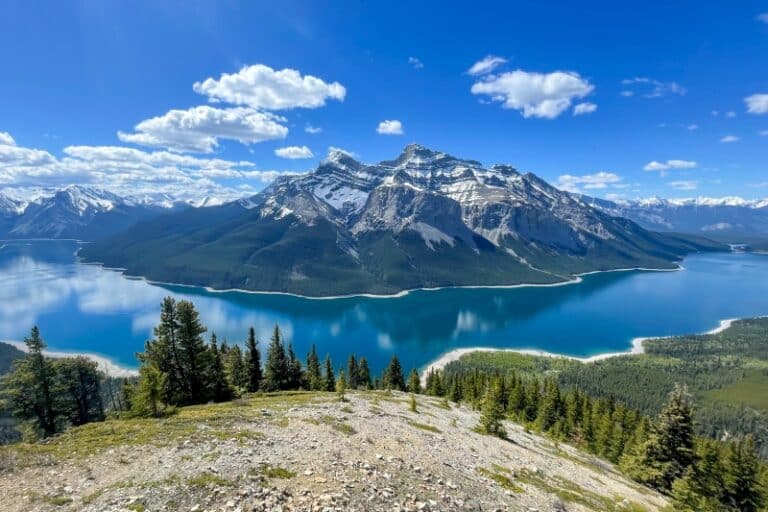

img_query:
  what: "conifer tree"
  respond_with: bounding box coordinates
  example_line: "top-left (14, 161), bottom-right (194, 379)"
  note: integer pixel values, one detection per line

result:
top-left (263, 325), bottom-right (289, 391)
top-left (225, 344), bottom-right (247, 391)
top-left (54, 357), bottom-right (105, 426)
top-left (478, 379), bottom-right (506, 438)
top-left (306, 345), bottom-right (322, 391)
top-left (671, 439), bottom-right (726, 512)
top-left (208, 334), bottom-right (232, 402)
top-left (323, 355), bottom-right (335, 392)
top-left (407, 369), bottom-right (421, 394)
top-left (336, 370), bottom-right (347, 401)
top-left (175, 300), bottom-right (209, 404)
top-left (131, 364), bottom-right (166, 417)
top-left (245, 327), bottom-right (262, 392)
top-left (723, 436), bottom-right (766, 512)
top-left (347, 354), bottom-right (359, 389)
top-left (286, 343), bottom-right (303, 389)
top-left (356, 357), bottom-right (372, 389)
top-left (382, 355), bottom-right (406, 391)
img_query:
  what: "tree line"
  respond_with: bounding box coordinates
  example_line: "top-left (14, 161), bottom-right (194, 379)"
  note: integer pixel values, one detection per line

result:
top-left (423, 365), bottom-right (767, 511)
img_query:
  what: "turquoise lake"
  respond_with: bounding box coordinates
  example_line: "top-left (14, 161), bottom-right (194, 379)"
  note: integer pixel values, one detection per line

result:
top-left (2, 240), bottom-right (768, 375)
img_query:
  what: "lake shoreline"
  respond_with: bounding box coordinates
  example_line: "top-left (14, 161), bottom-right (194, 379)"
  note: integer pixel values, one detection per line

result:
top-left (419, 317), bottom-right (745, 383)
top-left (2, 340), bottom-right (139, 377)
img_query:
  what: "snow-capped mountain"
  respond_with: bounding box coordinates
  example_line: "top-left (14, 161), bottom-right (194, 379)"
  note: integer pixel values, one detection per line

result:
top-left (582, 195), bottom-right (768, 238)
top-left (81, 144), bottom-right (722, 297)
top-left (0, 192), bottom-right (25, 217)
top-left (0, 185), bottom-right (176, 240)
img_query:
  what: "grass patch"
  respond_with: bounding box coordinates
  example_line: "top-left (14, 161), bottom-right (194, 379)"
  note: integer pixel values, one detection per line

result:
top-left (44, 495), bottom-right (73, 506)
top-left (477, 467), bottom-right (523, 493)
top-left (186, 472), bottom-right (234, 488)
top-left (704, 369), bottom-right (768, 410)
top-left (407, 420), bottom-right (441, 433)
top-left (260, 464), bottom-right (296, 479)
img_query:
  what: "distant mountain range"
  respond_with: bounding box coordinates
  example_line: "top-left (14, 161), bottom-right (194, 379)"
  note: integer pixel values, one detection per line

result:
top-left (0, 185), bottom-right (210, 240)
top-left (582, 195), bottom-right (768, 240)
top-left (79, 144), bottom-right (723, 297)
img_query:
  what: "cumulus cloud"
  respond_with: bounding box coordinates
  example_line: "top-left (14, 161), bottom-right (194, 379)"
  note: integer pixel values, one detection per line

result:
top-left (720, 135), bottom-right (740, 143)
top-left (0, 133), bottom-right (288, 202)
top-left (274, 145), bottom-right (314, 159)
top-left (0, 132), bottom-right (15, 145)
top-left (467, 55), bottom-right (508, 76)
top-left (745, 94), bottom-right (768, 114)
top-left (117, 106), bottom-right (288, 153)
top-left (643, 159), bottom-right (697, 172)
top-left (573, 102), bottom-right (597, 116)
top-left (192, 64), bottom-right (346, 110)
top-left (304, 124), bottom-right (322, 134)
top-left (668, 180), bottom-right (697, 191)
top-left (620, 77), bottom-right (686, 98)
top-left (376, 120), bottom-right (404, 135)
top-left (471, 69), bottom-right (594, 119)
top-left (556, 172), bottom-right (623, 193)
top-left (408, 57), bottom-right (424, 69)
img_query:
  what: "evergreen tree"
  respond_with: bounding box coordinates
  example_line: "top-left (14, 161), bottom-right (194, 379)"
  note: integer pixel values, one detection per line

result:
top-left (1, 327), bottom-right (58, 436)
top-left (245, 327), bottom-right (262, 392)
top-left (357, 357), bottom-right (372, 389)
top-left (478, 379), bottom-right (507, 438)
top-left (723, 436), bottom-right (766, 512)
top-left (208, 334), bottom-right (232, 402)
top-left (407, 369), bottom-right (421, 394)
top-left (536, 379), bottom-right (562, 432)
top-left (130, 364), bottom-right (166, 417)
top-left (347, 354), bottom-right (359, 389)
top-left (263, 326), bottom-right (289, 391)
top-left (323, 355), bottom-right (335, 392)
top-left (336, 370), bottom-right (347, 400)
top-left (306, 345), bottom-right (322, 391)
top-left (382, 355), bottom-right (406, 391)
top-left (671, 439), bottom-right (727, 512)
top-left (54, 357), bottom-right (104, 426)
top-left (175, 300), bottom-right (209, 404)
top-left (286, 343), bottom-right (303, 389)
top-left (425, 369), bottom-right (443, 396)
top-left (225, 344), bottom-right (247, 391)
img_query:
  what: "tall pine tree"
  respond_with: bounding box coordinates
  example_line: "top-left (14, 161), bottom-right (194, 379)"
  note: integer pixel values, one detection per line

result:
top-left (245, 327), bottom-right (262, 392)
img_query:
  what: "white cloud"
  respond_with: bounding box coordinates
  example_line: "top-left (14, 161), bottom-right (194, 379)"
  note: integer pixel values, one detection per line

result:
top-left (720, 135), bottom-right (740, 143)
top-left (467, 55), bottom-right (508, 76)
top-left (620, 77), bottom-right (686, 98)
top-left (408, 57), bottom-right (424, 69)
top-left (745, 94), bottom-right (768, 114)
top-left (117, 106), bottom-right (288, 153)
top-left (304, 124), bottom-right (322, 134)
top-left (0, 132), bottom-right (15, 145)
top-left (471, 69), bottom-right (594, 119)
top-left (643, 159), bottom-right (697, 174)
top-left (760, 130), bottom-right (768, 137)
top-left (274, 145), bottom-right (313, 159)
top-left (192, 64), bottom-right (346, 111)
top-left (556, 172), bottom-right (623, 193)
top-left (573, 102), bottom-right (598, 116)
top-left (757, 13), bottom-right (768, 23)
top-left (376, 119), bottom-right (404, 135)
top-left (711, 110), bottom-right (720, 117)
top-left (687, 124), bottom-right (699, 131)
top-left (725, 111), bottom-right (736, 118)
top-left (620, 90), bottom-right (634, 97)
top-left (668, 180), bottom-right (697, 191)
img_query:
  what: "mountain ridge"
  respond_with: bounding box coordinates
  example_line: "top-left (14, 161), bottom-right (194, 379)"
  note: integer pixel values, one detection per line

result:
top-left (80, 144), bottom-right (725, 297)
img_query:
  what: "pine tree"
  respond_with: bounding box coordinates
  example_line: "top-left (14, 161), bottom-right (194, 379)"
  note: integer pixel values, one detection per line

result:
top-left (208, 334), bottom-right (232, 402)
top-left (409, 393), bottom-right (418, 413)
top-left (347, 354), bottom-right (359, 389)
top-left (478, 379), bottom-right (506, 438)
top-left (306, 345), bottom-right (322, 391)
top-left (357, 357), bottom-right (371, 389)
top-left (536, 379), bottom-right (562, 432)
top-left (407, 369), bottom-right (421, 394)
top-left (131, 364), bottom-right (166, 417)
top-left (225, 344), bottom-right (248, 391)
top-left (336, 370), bottom-right (347, 401)
top-left (323, 355), bottom-right (335, 392)
top-left (671, 439), bottom-right (726, 512)
top-left (263, 326), bottom-right (289, 391)
top-left (425, 369), bottom-right (443, 396)
top-left (723, 436), bottom-right (766, 512)
top-left (245, 327), bottom-right (262, 392)
top-left (175, 300), bottom-right (209, 404)
top-left (286, 343), bottom-right (303, 389)
top-left (382, 355), bottom-right (406, 391)
top-left (54, 357), bottom-right (105, 426)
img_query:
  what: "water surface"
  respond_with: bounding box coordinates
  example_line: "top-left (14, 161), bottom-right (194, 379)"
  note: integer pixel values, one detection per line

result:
top-left (1, 240), bottom-right (767, 374)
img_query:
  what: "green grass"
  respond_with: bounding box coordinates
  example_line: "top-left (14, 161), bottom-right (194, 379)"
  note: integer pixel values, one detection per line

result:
top-left (477, 467), bottom-right (523, 493)
top-left (704, 370), bottom-right (768, 409)
top-left (44, 495), bottom-right (73, 506)
top-left (259, 464), bottom-right (296, 479)
top-left (186, 472), bottom-right (234, 488)
top-left (407, 420), bottom-right (441, 433)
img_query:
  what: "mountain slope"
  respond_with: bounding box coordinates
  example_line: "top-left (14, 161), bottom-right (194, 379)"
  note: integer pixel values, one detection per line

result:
top-left (582, 195), bottom-right (768, 239)
top-left (0, 391), bottom-right (669, 512)
top-left (0, 186), bottom-right (181, 241)
top-left (81, 145), bottom-right (724, 296)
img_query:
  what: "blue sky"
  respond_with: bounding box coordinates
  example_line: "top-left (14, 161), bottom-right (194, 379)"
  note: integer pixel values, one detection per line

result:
top-left (1, 1), bottom-right (767, 201)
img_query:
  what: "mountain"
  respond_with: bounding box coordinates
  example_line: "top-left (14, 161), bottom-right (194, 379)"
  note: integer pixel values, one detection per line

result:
top-left (0, 185), bottom-right (184, 241)
top-left (582, 195), bottom-right (768, 239)
top-left (80, 144), bottom-right (723, 297)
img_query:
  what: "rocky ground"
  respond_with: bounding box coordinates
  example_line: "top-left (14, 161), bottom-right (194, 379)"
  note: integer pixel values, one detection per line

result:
top-left (0, 391), bottom-right (668, 511)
